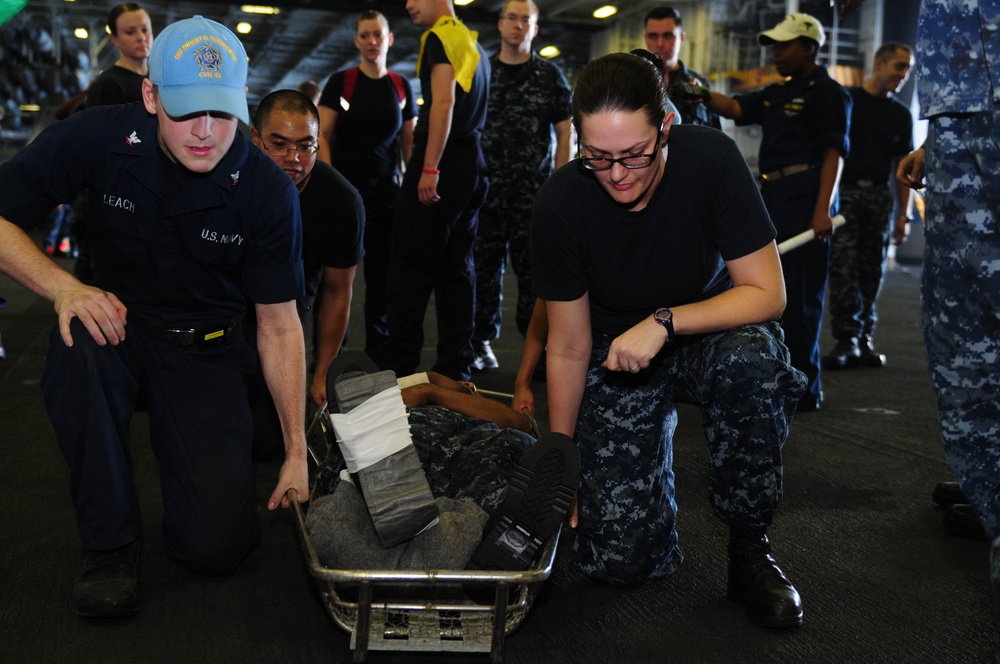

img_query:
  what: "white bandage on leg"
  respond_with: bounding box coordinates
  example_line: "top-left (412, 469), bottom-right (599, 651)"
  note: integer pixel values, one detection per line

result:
top-left (331, 387), bottom-right (413, 474)
top-left (330, 373), bottom-right (439, 548)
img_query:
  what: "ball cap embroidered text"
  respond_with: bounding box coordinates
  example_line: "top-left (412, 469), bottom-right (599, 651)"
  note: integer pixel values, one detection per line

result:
top-left (148, 15), bottom-right (250, 124)
top-left (757, 13), bottom-right (826, 49)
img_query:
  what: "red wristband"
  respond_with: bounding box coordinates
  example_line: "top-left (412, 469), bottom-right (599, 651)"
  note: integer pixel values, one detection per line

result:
top-left (422, 167), bottom-right (440, 175)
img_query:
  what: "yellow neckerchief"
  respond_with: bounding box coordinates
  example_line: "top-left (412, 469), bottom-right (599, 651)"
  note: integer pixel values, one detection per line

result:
top-left (417, 16), bottom-right (480, 93)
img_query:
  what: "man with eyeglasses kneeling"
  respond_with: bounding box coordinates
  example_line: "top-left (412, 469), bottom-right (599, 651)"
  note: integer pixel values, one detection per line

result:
top-left (532, 51), bottom-right (807, 628)
top-left (250, 89), bottom-right (365, 459)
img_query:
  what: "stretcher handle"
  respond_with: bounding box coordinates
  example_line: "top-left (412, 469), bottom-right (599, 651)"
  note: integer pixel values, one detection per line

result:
top-left (777, 215), bottom-right (846, 254)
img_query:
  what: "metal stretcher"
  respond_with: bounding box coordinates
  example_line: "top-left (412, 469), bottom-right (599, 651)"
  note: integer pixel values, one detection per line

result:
top-left (293, 386), bottom-right (558, 663)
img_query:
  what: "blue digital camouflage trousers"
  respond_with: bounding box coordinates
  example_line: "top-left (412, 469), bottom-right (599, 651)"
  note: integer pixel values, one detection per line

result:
top-left (473, 199), bottom-right (534, 342)
top-left (572, 322), bottom-right (806, 586)
top-left (828, 184), bottom-right (894, 342)
top-left (922, 111), bottom-right (1000, 543)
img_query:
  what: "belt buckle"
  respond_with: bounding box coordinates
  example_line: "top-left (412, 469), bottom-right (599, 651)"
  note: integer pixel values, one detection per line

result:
top-left (165, 327), bottom-right (196, 346)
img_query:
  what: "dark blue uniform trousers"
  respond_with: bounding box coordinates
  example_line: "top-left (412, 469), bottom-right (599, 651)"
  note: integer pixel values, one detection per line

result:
top-left (380, 137), bottom-right (488, 381)
top-left (359, 185), bottom-right (398, 356)
top-left (41, 319), bottom-right (260, 574)
top-left (761, 170), bottom-right (831, 407)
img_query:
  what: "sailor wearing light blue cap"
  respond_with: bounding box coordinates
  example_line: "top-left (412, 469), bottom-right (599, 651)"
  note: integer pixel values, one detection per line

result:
top-left (0, 15), bottom-right (309, 619)
top-left (148, 14), bottom-right (250, 124)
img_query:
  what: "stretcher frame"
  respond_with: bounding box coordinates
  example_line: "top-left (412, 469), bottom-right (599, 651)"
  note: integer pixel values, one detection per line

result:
top-left (295, 392), bottom-right (558, 663)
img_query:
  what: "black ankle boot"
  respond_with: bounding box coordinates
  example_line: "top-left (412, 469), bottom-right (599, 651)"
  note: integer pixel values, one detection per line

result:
top-left (73, 540), bottom-right (141, 618)
top-left (727, 528), bottom-right (803, 628)
top-left (858, 335), bottom-right (887, 367)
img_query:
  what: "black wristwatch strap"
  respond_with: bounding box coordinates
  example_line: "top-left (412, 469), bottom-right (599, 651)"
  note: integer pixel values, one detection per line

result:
top-left (654, 307), bottom-right (674, 341)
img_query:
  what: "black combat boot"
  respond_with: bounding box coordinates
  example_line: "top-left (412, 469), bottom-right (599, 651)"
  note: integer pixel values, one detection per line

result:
top-left (73, 540), bottom-right (141, 618)
top-left (858, 335), bottom-right (887, 367)
top-left (728, 528), bottom-right (803, 628)
top-left (821, 337), bottom-right (860, 369)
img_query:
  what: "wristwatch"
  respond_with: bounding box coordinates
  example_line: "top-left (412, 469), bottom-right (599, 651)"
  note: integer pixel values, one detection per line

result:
top-left (654, 307), bottom-right (675, 341)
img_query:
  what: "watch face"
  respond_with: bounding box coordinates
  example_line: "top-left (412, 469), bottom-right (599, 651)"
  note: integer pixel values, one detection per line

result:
top-left (655, 308), bottom-right (671, 324)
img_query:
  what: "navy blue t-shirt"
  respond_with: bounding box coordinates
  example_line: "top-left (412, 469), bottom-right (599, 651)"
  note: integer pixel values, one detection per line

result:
top-left (298, 160), bottom-right (365, 311)
top-left (319, 69), bottom-right (417, 184)
top-left (414, 31), bottom-right (490, 145)
top-left (532, 125), bottom-right (775, 337)
top-left (842, 87), bottom-right (913, 183)
top-left (86, 65), bottom-right (146, 108)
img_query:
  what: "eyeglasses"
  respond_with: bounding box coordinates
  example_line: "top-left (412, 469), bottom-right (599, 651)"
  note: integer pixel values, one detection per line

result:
top-left (579, 133), bottom-right (662, 171)
top-left (261, 140), bottom-right (319, 157)
top-left (501, 14), bottom-right (535, 26)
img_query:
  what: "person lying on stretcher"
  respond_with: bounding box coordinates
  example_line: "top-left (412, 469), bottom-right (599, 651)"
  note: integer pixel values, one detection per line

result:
top-left (306, 353), bottom-right (578, 573)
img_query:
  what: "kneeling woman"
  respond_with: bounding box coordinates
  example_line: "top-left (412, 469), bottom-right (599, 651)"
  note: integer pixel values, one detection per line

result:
top-left (532, 51), bottom-right (807, 628)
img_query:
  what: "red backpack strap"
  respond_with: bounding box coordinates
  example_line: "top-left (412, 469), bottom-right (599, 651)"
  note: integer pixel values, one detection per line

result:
top-left (387, 70), bottom-right (406, 109)
top-left (335, 67), bottom-right (360, 130)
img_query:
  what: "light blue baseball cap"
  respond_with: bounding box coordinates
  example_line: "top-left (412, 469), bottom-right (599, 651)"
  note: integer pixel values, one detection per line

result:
top-left (148, 15), bottom-right (250, 125)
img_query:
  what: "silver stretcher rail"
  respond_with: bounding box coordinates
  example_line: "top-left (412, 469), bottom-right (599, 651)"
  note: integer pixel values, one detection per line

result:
top-left (295, 401), bottom-right (559, 663)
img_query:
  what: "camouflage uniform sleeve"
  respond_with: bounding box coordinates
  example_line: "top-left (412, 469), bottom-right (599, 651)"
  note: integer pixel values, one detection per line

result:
top-left (548, 61), bottom-right (572, 124)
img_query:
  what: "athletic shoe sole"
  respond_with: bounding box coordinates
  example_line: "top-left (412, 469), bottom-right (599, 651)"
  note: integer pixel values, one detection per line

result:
top-left (469, 432), bottom-right (579, 571)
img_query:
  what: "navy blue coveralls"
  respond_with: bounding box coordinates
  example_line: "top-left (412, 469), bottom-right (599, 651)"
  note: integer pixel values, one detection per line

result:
top-left (0, 103), bottom-right (304, 573)
top-left (735, 66), bottom-right (851, 407)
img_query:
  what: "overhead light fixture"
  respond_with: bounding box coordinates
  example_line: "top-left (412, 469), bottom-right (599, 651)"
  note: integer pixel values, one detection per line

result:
top-left (74, 28), bottom-right (88, 39)
top-left (241, 5), bottom-right (279, 15)
top-left (20, 104), bottom-right (41, 112)
top-left (455, 0), bottom-right (474, 5)
top-left (539, 46), bottom-right (560, 58)
top-left (593, 5), bottom-right (618, 19)
top-left (237, 22), bottom-right (252, 34)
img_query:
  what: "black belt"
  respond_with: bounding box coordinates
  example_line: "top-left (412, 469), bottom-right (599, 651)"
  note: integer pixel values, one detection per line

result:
top-left (132, 315), bottom-right (242, 349)
top-left (758, 163), bottom-right (816, 184)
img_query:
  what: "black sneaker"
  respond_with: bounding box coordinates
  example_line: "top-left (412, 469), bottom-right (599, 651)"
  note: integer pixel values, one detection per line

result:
top-left (469, 433), bottom-right (579, 571)
top-left (73, 540), bottom-right (141, 618)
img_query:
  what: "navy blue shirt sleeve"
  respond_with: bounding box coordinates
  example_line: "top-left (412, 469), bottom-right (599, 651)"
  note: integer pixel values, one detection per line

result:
top-left (0, 106), bottom-right (103, 228)
top-left (402, 77), bottom-right (417, 122)
top-left (241, 163), bottom-right (304, 306)
top-left (816, 79), bottom-right (852, 158)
